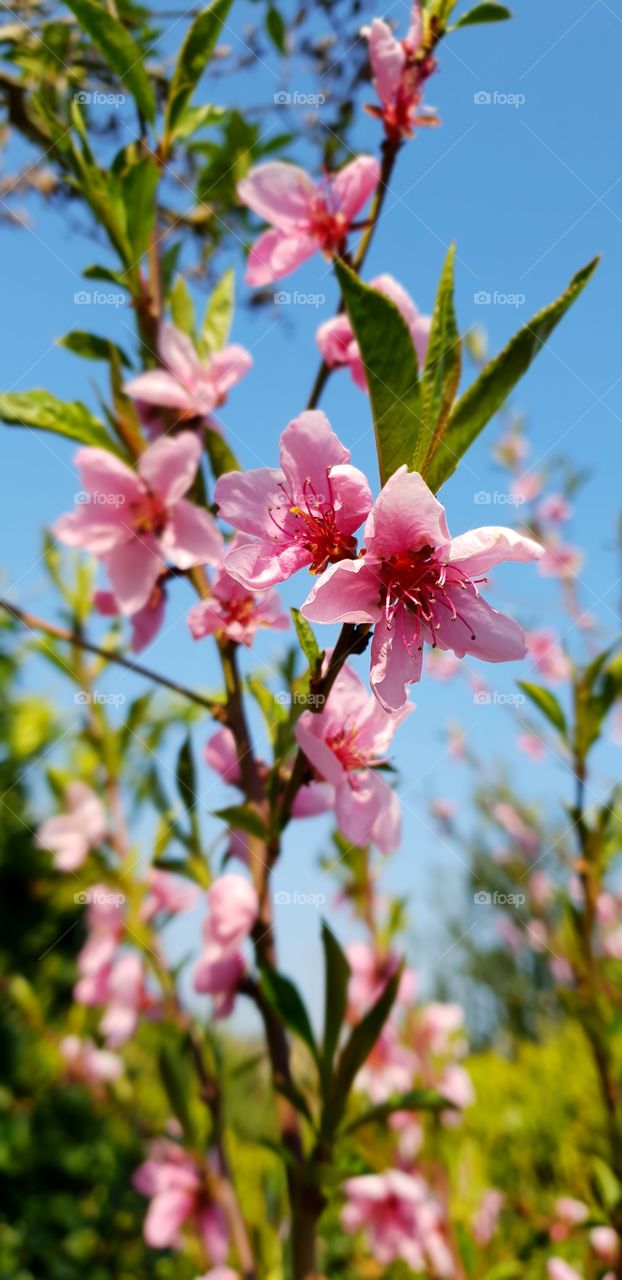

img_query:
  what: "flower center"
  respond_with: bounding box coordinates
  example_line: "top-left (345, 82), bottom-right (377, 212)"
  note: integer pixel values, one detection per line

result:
top-left (130, 491), bottom-right (168, 536)
top-left (268, 472), bottom-right (357, 574)
top-left (380, 546), bottom-right (484, 646)
top-left (220, 596), bottom-right (256, 628)
top-left (308, 191), bottom-right (348, 254)
top-left (326, 725), bottom-right (370, 773)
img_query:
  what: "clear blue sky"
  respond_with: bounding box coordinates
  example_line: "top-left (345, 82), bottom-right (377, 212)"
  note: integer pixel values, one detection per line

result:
top-left (1, 0), bottom-right (621, 1023)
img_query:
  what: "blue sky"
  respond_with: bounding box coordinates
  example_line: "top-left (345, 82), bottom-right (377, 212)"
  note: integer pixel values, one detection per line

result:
top-left (1, 0), bottom-right (621, 1024)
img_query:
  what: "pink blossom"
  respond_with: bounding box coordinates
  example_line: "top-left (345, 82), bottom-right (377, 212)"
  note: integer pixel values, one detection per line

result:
top-left (356, 1025), bottom-right (417, 1103)
top-left (124, 324), bottom-right (252, 424)
top-left (317, 275), bottom-right (430, 389)
top-left (473, 1189), bottom-right (505, 1246)
top-left (187, 536), bottom-right (290, 645)
top-left (417, 1002), bottom-right (464, 1055)
top-left (214, 411), bottom-right (372, 589)
top-left (295, 663), bottom-right (410, 852)
top-left (493, 802), bottom-right (539, 855)
top-left (100, 952), bottom-right (153, 1047)
top-left (342, 1170), bottom-right (453, 1274)
top-left (539, 493), bottom-right (572, 523)
top-left (36, 782), bottom-right (106, 872)
top-left (193, 875), bottom-right (258, 1017)
top-left (496, 431), bottom-right (529, 467)
top-left (133, 1139), bottom-right (228, 1259)
top-left (547, 1259), bottom-right (583, 1280)
top-left (511, 471), bottom-right (543, 504)
top-left (518, 731), bottom-right (546, 762)
top-left (590, 1226), bottom-right (619, 1263)
top-left (74, 887), bottom-right (125, 1004)
top-left (529, 870), bottom-right (555, 909)
top-left (363, 6), bottom-right (438, 142)
top-left (196, 1272), bottom-right (240, 1280)
top-left (438, 1063), bottom-right (474, 1113)
top-left (95, 581), bottom-right (166, 651)
top-left (54, 433), bottom-right (222, 614)
top-left (141, 869), bottom-right (199, 923)
top-left (539, 540), bottom-right (584, 580)
top-left (346, 941), bottom-right (416, 1019)
top-left (302, 466), bottom-right (542, 711)
top-left (426, 648), bottom-right (462, 681)
top-left (237, 156), bottom-right (380, 285)
top-left (60, 1034), bottom-right (122, 1084)
top-left (526, 628), bottom-right (570, 682)
top-left (550, 1198), bottom-right (589, 1242)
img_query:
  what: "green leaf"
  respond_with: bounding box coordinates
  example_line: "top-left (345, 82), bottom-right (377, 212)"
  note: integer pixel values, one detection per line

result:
top-left (425, 257), bottom-right (599, 492)
top-left (324, 965), bottom-right (402, 1136)
top-left (170, 275), bottom-right (195, 338)
top-left (418, 244), bottom-right (461, 478)
top-left (201, 267), bottom-right (235, 354)
top-left (64, 0), bottom-right (156, 123)
top-left (204, 424), bottom-right (240, 477)
top-left (176, 734), bottom-right (198, 812)
top-left (265, 4), bottom-right (287, 53)
top-left (0, 390), bottom-right (115, 450)
top-left (291, 608), bottom-right (322, 672)
top-left (167, 102), bottom-right (226, 143)
top-left (122, 155), bottom-right (160, 260)
top-left (335, 259), bottom-right (422, 485)
top-left (158, 1046), bottom-right (196, 1143)
top-left (260, 965), bottom-right (319, 1060)
top-left (246, 673), bottom-right (288, 745)
top-left (165, 0), bottom-right (233, 137)
top-left (341, 1087), bottom-right (453, 1135)
top-left (518, 681), bottom-right (567, 738)
top-left (321, 921), bottom-right (350, 1082)
top-left (213, 804), bottom-right (268, 839)
top-left (59, 330), bottom-right (130, 367)
top-left (450, 2), bottom-right (511, 27)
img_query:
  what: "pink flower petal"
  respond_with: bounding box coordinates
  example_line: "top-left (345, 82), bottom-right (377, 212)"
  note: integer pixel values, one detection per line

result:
top-left (368, 19), bottom-right (406, 107)
top-left (123, 368), bottom-right (193, 411)
top-left (295, 714), bottom-right (347, 788)
top-left (301, 558), bottom-right (382, 625)
top-left (224, 538), bottom-right (309, 590)
top-left (103, 534), bottom-right (162, 614)
top-left (159, 323), bottom-right (200, 384)
top-left (238, 161), bottom-right (315, 230)
top-left (215, 466), bottom-right (284, 538)
top-left (138, 431), bottom-right (202, 505)
top-left (364, 466), bottom-right (450, 557)
top-left (74, 447), bottom-right (143, 504)
top-left (208, 345), bottom-right (253, 394)
top-left (446, 525), bottom-right (543, 575)
top-left (435, 593), bottom-right (527, 663)
top-left (331, 155), bottom-right (381, 221)
top-left (370, 614), bottom-right (423, 711)
top-left (160, 499), bottom-right (223, 569)
top-left (246, 227), bottom-right (318, 285)
top-left (143, 1188), bottom-right (195, 1248)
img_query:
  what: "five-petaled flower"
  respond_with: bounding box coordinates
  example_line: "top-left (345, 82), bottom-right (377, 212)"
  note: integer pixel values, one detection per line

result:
top-left (302, 466), bottom-right (542, 711)
top-left (214, 411), bottom-right (372, 590)
top-left (36, 782), bottom-right (106, 872)
top-left (341, 1169), bottom-right (454, 1274)
top-left (54, 432), bottom-right (222, 615)
top-left (237, 157), bottom-right (380, 285)
top-left (317, 274), bottom-right (431, 390)
top-left (364, 3), bottom-right (439, 142)
top-left (295, 662), bottom-right (411, 852)
top-left (133, 1139), bottom-right (229, 1259)
top-left (187, 535), bottom-right (290, 645)
top-left (124, 323), bottom-right (252, 427)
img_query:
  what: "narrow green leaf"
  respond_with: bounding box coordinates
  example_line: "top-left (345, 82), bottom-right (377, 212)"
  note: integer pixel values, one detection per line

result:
top-left (166, 102), bottom-right (226, 143)
top-left (518, 681), bottom-right (567, 738)
top-left (176, 734), bottom-right (198, 812)
top-left (59, 330), bottom-right (130, 367)
top-left (213, 804), bottom-right (268, 839)
top-left (335, 259), bottom-right (422, 485)
top-left (165, 0), bottom-right (233, 136)
top-left (425, 257), bottom-right (599, 492)
top-left (204, 424), bottom-right (240, 477)
top-left (246, 673), bottom-right (288, 745)
top-left (450, 3), bottom-right (511, 28)
top-left (291, 608), bottom-right (322, 672)
top-left (321, 921), bottom-right (350, 1081)
top-left (158, 1046), bottom-right (196, 1143)
top-left (0, 390), bottom-right (115, 450)
top-left (325, 965), bottom-right (402, 1136)
top-left (170, 275), bottom-right (195, 338)
top-left (266, 5), bottom-right (287, 53)
top-left (260, 965), bottom-right (319, 1060)
top-left (201, 267), bottom-right (235, 354)
top-left (341, 1087), bottom-right (453, 1135)
top-left (64, 0), bottom-right (156, 123)
top-left (122, 155), bottom-right (160, 260)
top-left (418, 244), bottom-right (461, 478)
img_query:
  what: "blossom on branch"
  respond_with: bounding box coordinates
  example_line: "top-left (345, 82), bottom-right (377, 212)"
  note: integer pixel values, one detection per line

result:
top-left (363, 4), bottom-right (438, 142)
top-left (193, 874), bottom-right (258, 1017)
top-left (133, 1139), bottom-right (228, 1258)
top-left (36, 782), bottom-right (106, 871)
top-left (342, 1169), bottom-right (453, 1274)
top-left (124, 323), bottom-right (252, 427)
top-left (187, 536), bottom-right (290, 645)
top-left (237, 157), bottom-right (380, 285)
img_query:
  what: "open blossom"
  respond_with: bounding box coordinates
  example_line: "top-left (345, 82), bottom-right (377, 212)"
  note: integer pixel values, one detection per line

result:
top-left (364, 4), bottom-right (438, 141)
top-left (518, 731), bottom-right (546, 762)
top-left (237, 156), bottom-right (380, 285)
top-left (214, 411), bottom-right (372, 590)
top-left (303, 466), bottom-right (542, 711)
top-left (124, 323), bottom-right (252, 425)
top-left (526, 628), bottom-right (570, 682)
top-left (193, 875), bottom-right (258, 1017)
top-left (141, 868), bottom-right (199, 923)
top-left (342, 1170), bottom-right (453, 1275)
top-left (295, 663), bottom-right (410, 852)
top-left (60, 1034), bottom-right (122, 1084)
top-left (317, 275), bottom-right (431, 389)
top-left (99, 952), bottom-right (154, 1047)
top-left (133, 1139), bottom-right (228, 1258)
top-left (36, 782), bottom-right (106, 872)
top-left (95, 581), bottom-right (166, 652)
top-left (54, 433), bottom-right (222, 614)
top-left (539, 493), bottom-right (572, 523)
top-left (187, 535), bottom-right (290, 645)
